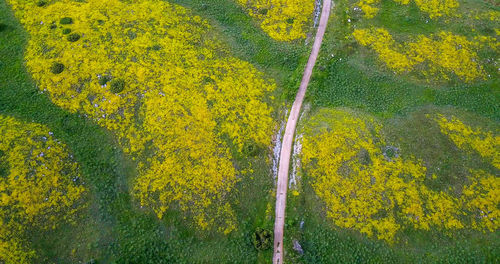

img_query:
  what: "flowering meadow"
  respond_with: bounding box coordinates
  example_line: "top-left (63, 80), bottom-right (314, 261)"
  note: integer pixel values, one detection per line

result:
top-left (300, 109), bottom-right (499, 243)
top-left (0, 115), bottom-right (85, 263)
top-left (1, 0), bottom-right (498, 262)
top-left (356, 0), bottom-right (460, 19)
top-left (350, 0), bottom-right (499, 82)
top-left (7, 0), bottom-right (276, 234)
top-left (237, 0), bottom-right (316, 41)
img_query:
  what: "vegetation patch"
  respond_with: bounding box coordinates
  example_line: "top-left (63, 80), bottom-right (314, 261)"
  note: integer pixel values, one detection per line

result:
top-left (0, 115), bottom-right (86, 263)
top-left (109, 78), bottom-right (125, 93)
top-left (59, 17), bottom-right (73, 25)
top-left (66, 32), bottom-right (80, 42)
top-left (50, 62), bottom-right (64, 74)
top-left (7, 0), bottom-right (276, 234)
top-left (252, 227), bottom-right (273, 251)
top-left (236, 0), bottom-right (316, 41)
top-left (300, 108), bottom-right (499, 242)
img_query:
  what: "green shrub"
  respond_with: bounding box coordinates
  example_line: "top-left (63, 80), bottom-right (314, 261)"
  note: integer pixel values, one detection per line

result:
top-left (243, 143), bottom-right (259, 157)
top-left (109, 79), bottom-right (125, 93)
top-left (50, 62), bottom-right (65, 74)
top-left (98, 75), bottom-right (111, 86)
top-left (252, 227), bottom-right (272, 251)
top-left (67, 33), bottom-right (80, 42)
top-left (0, 23), bottom-right (7, 32)
top-left (151, 44), bottom-right (162, 51)
top-left (36, 0), bottom-right (47, 7)
top-left (59, 17), bottom-right (73, 25)
top-left (62, 28), bottom-right (71, 35)
top-left (258, 8), bottom-right (268, 15)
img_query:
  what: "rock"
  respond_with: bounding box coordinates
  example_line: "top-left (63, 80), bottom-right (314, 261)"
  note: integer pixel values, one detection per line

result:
top-left (293, 239), bottom-right (304, 255)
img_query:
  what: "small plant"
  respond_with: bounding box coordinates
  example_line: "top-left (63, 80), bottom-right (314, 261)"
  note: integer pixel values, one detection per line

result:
top-left (67, 33), bottom-right (80, 42)
top-left (50, 62), bottom-right (65, 74)
top-left (383, 146), bottom-right (400, 161)
top-left (49, 23), bottom-right (57, 29)
top-left (59, 17), bottom-right (73, 25)
top-left (151, 44), bottom-right (162, 51)
top-left (36, 0), bottom-right (47, 7)
top-left (258, 8), bottom-right (268, 15)
top-left (243, 143), bottom-right (259, 157)
top-left (62, 28), bottom-right (71, 35)
top-left (98, 75), bottom-right (111, 86)
top-left (252, 227), bottom-right (272, 251)
top-left (109, 79), bottom-right (125, 93)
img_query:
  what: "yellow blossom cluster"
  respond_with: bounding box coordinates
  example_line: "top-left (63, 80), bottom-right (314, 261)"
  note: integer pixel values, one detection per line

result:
top-left (471, 10), bottom-right (500, 21)
top-left (462, 170), bottom-right (499, 232)
top-left (395, 0), bottom-right (459, 18)
top-left (236, 0), bottom-right (315, 41)
top-left (301, 109), bottom-right (499, 242)
top-left (435, 115), bottom-right (499, 170)
top-left (7, 0), bottom-right (276, 233)
top-left (356, 0), bottom-right (459, 19)
top-left (356, 0), bottom-right (381, 18)
top-left (352, 27), bottom-right (416, 72)
top-left (353, 28), bottom-right (485, 82)
top-left (434, 115), bottom-right (499, 231)
top-left (0, 115), bottom-right (85, 263)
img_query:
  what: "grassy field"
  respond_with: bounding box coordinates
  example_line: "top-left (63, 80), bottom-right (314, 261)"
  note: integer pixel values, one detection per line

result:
top-left (285, 0), bottom-right (499, 262)
top-left (304, 0), bottom-right (499, 120)
top-left (285, 106), bottom-right (499, 263)
top-left (1, 0), bottom-right (498, 263)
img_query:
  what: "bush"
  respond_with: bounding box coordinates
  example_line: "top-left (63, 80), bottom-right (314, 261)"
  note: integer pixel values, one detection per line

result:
top-left (62, 28), bottom-right (71, 35)
top-left (67, 33), bottom-right (80, 42)
top-left (59, 17), bottom-right (73, 25)
top-left (98, 75), bottom-right (111, 86)
top-left (243, 143), bottom-right (259, 157)
top-left (50, 62), bottom-right (65, 74)
top-left (252, 227), bottom-right (272, 251)
top-left (0, 23), bottom-right (7, 32)
top-left (109, 79), bottom-right (125, 93)
top-left (36, 0), bottom-right (47, 7)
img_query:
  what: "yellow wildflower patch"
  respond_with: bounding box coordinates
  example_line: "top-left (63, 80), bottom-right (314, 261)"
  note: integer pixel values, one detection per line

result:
top-left (237, 0), bottom-right (315, 41)
top-left (7, 0), bottom-right (276, 232)
top-left (357, 0), bottom-right (459, 19)
top-left (435, 115), bottom-right (500, 170)
top-left (399, 0), bottom-right (459, 19)
top-left (0, 115), bottom-right (85, 263)
top-left (463, 170), bottom-right (500, 232)
top-left (353, 28), bottom-right (485, 82)
top-left (301, 109), bottom-right (499, 242)
top-left (352, 28), bottom-right (416, 73)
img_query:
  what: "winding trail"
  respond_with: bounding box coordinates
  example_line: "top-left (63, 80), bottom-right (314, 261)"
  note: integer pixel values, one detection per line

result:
top-left (272, 1), bottom-right (332, 263)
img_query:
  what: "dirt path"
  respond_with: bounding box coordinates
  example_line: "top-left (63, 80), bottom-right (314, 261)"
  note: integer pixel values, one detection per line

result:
top-left (272, 1), bottom-right (332, 263)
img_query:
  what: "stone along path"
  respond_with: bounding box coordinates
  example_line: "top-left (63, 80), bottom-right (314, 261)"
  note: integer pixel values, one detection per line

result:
top-left (272, 0), bottom-right (332, 263)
